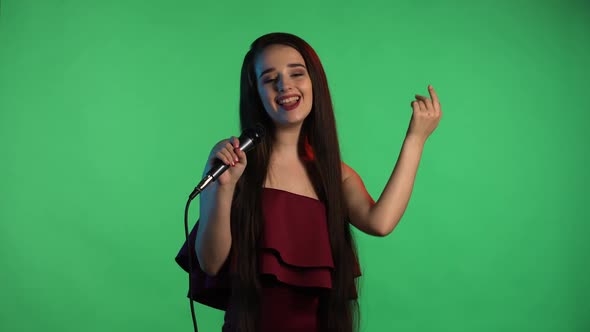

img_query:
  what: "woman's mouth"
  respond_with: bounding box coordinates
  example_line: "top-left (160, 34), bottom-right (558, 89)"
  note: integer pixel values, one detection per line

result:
top-left (277, 95), bottom-right (301, 111)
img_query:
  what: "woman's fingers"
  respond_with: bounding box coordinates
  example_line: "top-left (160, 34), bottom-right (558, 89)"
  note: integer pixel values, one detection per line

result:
top-left (234, 148), bottom-right (247, 166)
top-left (415, 94), bottom-right (433, 111)
top-left (231, 136), bottom-right (239, 149)
top-left (224, 142), bottom-right (238, 164)
top-left (415, 85), bottom-right (442, 113)
top-left (216, 151), bottom-right (232, 166)
top-left (211, 136), bottom-right (246, 172)
top-left (428, 85), bottom-right (441, 113)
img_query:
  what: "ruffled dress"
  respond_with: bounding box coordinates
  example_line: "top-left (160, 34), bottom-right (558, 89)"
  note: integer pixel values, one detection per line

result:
top-left (175, 187), bottom-right (361, 331)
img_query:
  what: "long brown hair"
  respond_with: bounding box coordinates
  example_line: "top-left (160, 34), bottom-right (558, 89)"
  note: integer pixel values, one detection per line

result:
top-left (230, 32), bottom-right (360, 332)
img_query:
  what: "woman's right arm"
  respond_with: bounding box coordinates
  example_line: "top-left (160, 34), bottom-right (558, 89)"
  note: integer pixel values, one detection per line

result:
top-left (195, 137), bottom-right (247, 276)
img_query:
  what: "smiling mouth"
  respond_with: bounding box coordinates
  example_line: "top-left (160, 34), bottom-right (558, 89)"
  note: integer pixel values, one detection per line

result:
top-left (277, 96), bottom-right (301, 111)
top-left (277, 95), bottom-right (301, 105)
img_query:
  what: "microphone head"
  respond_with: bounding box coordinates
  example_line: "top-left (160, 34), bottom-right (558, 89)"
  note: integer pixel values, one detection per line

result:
top-left (238, 124), bottom-right (266, 153)
top-left (241, 123), bottom-right (265, 142)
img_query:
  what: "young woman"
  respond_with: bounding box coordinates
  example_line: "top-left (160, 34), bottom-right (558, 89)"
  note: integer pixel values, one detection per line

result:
top-left (176, 32), bottom-right (442, 332)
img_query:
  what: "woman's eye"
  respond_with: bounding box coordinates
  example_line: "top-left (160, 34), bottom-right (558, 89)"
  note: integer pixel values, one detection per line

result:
top-left (262, 72), bottom-right (304, 84)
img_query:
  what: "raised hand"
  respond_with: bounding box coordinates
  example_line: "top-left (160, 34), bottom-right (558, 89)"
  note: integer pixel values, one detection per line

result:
top-left (407, 85), bottom-right (443, 142)
top-left (206, 136), bottom-right (248, 187)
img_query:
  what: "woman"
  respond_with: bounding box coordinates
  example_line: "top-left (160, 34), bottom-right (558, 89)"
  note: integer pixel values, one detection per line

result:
top-left (176, 32), bottom-right (442, 332)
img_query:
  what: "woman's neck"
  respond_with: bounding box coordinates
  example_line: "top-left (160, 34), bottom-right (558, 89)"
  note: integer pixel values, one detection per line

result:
top-left (271, 125), bottom-right (302, 161)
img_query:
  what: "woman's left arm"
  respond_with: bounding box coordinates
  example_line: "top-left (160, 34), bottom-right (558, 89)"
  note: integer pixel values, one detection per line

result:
top-left (343, 85), bottom-right (442, 237)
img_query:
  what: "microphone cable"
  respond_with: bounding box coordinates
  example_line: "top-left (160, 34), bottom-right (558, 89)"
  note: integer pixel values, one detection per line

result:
top-left (182, 124), bottom-right (265, 331)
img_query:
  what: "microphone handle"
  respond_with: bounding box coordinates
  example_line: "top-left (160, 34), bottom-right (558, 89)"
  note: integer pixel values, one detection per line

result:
top-left (190, 135), bottom-right (257, 200)
top-left (208, 135), bottom-right (255, 180)
top-left (208, 162), bottom-right (230, 181)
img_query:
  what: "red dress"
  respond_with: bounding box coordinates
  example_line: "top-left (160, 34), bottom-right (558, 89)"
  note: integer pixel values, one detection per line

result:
top-left (175, 187), bottom-right (361, 331)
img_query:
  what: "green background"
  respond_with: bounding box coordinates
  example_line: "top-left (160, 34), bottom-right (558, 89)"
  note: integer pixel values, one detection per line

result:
top-left (1, 0), bottom-right (588, 331)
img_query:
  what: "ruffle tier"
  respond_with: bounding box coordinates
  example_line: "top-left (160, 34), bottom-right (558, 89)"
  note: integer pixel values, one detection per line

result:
top-left (175, 187), bottom-right (361, 311)
top-left (258, 188), bottom-right (334, 289)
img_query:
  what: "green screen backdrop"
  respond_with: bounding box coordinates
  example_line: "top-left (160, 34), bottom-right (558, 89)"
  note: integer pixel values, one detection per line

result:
top-left (1, 0), bottom-right (588, 331)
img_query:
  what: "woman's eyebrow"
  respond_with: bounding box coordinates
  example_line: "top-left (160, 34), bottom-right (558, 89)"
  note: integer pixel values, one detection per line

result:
top-left (258, 63), bottom-right (306, 78)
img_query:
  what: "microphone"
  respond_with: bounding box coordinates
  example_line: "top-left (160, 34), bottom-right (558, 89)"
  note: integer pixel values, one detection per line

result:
top-left (189, 124), bottom-right (265, 199)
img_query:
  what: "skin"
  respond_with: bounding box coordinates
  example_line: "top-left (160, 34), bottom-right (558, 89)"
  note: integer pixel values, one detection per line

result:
top-left (342, 86), bottom-right (442, 236)
top-left (196, 44), bottom-right (442, 275)
top-left (256, 44), bottom-right (314, 130)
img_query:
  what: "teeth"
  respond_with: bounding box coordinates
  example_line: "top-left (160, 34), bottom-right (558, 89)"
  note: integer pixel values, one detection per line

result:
top-left (278, 96), bottom-right (300, 105)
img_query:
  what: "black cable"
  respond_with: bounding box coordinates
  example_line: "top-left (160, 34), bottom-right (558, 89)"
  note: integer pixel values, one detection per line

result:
top-left (182, 125), bottom-right (265, 331)
top-left (185, 194), bottom-right (199, 332)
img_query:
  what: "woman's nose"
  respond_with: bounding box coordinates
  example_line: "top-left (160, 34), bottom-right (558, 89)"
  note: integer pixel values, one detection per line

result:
top-left (277, 76), bottom-right (292, 92)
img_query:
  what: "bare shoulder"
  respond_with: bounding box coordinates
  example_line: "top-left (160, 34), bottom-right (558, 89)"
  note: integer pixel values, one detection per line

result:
top-left (340, 161), bottom-right (368, 194)
top-left (340, 161), bottom-right (378, 235)
top-left (341, 161), bottom-right (357, 182)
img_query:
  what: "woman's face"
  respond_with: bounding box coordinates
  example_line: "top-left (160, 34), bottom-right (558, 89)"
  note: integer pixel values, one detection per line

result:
top-left (254, 44), bottom-right (313, 128)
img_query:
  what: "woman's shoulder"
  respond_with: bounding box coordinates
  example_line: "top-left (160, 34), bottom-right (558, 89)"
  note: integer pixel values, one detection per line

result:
top-left (341, 161), bottom-right (358, 183)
